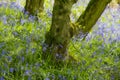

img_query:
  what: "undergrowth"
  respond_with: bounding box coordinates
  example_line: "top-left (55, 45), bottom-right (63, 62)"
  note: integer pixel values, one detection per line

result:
top-left (0, 1), bottom-right (120, 80)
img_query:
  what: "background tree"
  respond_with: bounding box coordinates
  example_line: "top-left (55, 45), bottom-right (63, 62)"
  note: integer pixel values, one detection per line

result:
top-left (25, 0), bottom-right (44, 15)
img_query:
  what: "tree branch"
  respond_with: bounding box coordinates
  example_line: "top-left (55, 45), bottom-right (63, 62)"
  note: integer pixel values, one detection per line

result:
top-left (71, 0), bottom-right (112, 39)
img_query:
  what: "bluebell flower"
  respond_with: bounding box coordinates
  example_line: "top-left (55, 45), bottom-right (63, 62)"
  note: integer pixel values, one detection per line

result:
top-left (2, 50), bottom-right (7, 55)
top-left (46, 9), bottom-right (52, 17)
top-left (73, 75), bottom-right (77, 80)
top-left (9, 68), bottom-right (14, 73)
top-left (45, 77), bottom-right (50, 80)
top-left (35, 62), bottom-right (42, 69)
top-left (9, 2), bottom-right (24, 11)
top-left (20, 19), bottom-right (26, 25)
top-left (2, 16), bottom-right (7, 24)
top-left (10, 2), bottom-right (17, 8)
top-left (24, 11), bottom-right (29, 16)
top-left (58, 75), bottom-right (67, 80)
top-left (0, 3), bottom-right (2, 7)
top-left (7, 56), bottom-right (12, 62)
top-left (1, 2), bottom-right (7, 7)
top-left (51, 74), bottom-right (55, 80)
top-left (21, 56), bottom-right (25, 62)
top-left (26, 63), bottom-right (29, 67)
top-left (4, 63), bottom-right (8, 69)
top-left (117, 36), bottom-right (120, 41)
top-left (26, 36), bottom-right (31, 44)
top-left (12, 31), bottom-right (19, 37)
top-left (28, 76), bottom-right (32, 80)
top-left (86, 34), bottom-right (92, 42)
top-left (31, 48), bottom-right (36, 54)
top-left (28, 15), bottom-right (36, 22)
top-left (0, 76), bottom-right (4, 80)
top-left (26, 48), bottom-right (29, 54)
top-left (55, 53), bottom-right (64, 60)
top-left (111, 75), bottom-right (115, 80)
top-left (110, 26), bottom-right (115, 33)
top-left (42, 43), bottom-right (48, 52)
top-left (25, 70), bottom-right (32, 76)
top-left (25, 70), bottom-right (30, 75)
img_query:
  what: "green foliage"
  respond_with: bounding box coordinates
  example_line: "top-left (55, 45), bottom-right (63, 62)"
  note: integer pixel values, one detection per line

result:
top-left (0, 1), bottom-right (120, 80)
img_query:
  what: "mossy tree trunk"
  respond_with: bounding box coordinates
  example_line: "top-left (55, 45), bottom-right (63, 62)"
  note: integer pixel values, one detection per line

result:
top-left (73, 0), bottom-right (112, 38)
top-left (43, 0), bottom-right (111, 63)
top-left (43, 0), bottom-right (77, 63)
top-left (25, 0), bottom-right (44, 15)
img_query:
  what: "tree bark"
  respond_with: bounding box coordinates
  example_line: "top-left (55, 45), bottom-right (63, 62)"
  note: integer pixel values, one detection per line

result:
top-left (25, 0), bottom-right (44, 15)
top-left (43, 0), bottom-right (111, 63)
top-left (72, 0), bottom-right (112, 39)
top-left (43, 0), bottom-right (77, 63)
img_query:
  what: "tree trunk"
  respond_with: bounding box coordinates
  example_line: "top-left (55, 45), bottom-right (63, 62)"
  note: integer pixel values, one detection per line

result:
top-left (43, 0), bottom-right (77, 63)
top-left (25, 0), bottom-right (44, 15)
top-left (73, 0), bottom-right (112, 39)
top-left (43, 0), bottom-right (111, 63)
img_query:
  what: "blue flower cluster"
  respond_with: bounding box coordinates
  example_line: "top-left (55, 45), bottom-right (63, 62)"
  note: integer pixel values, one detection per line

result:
top-left (0, 0), bottom-right (120, 80)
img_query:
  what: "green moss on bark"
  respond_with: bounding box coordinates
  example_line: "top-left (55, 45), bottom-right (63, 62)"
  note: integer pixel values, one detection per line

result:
top-left (25, 0), bottom-right (44, 15)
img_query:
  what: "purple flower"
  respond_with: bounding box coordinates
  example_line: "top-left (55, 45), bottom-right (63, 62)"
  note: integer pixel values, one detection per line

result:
top-left (12, 31), bottom-right (19, 36)
top-left (7, 56), bottom-right (12, 62)
top-left (111, 75), bottom-right (115, 80)
top-left (46, 9), bottom-right (52, 17)
top-left (117, 36), bottom-right (120, 41)
top-left (24, 11), bottom-right (29, 16)
top-left (35, 62), bottom-right (41, 69)
top-left (9, 68), bottom-right (14, 73)
top-left (10, 2), bottom-right (17, 8)
top-left (16, 6), bottom-right (24, 11)
top-left (55, 53), bottom-right (64, 60)
top-left (45, 78), bottom-right (50, 80)
top-left (31, 48), bottom-right (36, 54)
top-left (2, 50), bottom-right (7, 55)
top-left (58, 75), bottom-right (67, 80)
top-left (20, 19), bottom-right (26, 25)
top-left (86, 34), bottom-right (92, 42)
top-left (1, 2), bottom-right (8, 7)
top-left (26, 48), bottom-right (29, 54)
top-left (4, 63), bottom-right (8, 68)
top-left (2, 16), bottom-right (7, 24)
top-left (42, 43), bottom-right (48, 52)
top-left (0, 3), bottom-right (2, 7)
top-left (28, 15), bottom-right (36, 22)
top-left (25, 70), bottom-right (32, 76)
top-left (9, 2), bottom-right (24, 11)
top-left (26, 36), bottom-right (31, 43)
top-left (26, 63), bottom-right (29, 67)
top-left (28, 76), bottom-right (32, 80)
top-left (0, 76), bottom-right (4, 80)
top-left (110, 26), bottom-right (115, 33)
top-left (73, 75), bottom-right (77, 80)
top-left (21, 56), bottom-right (25, 62)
